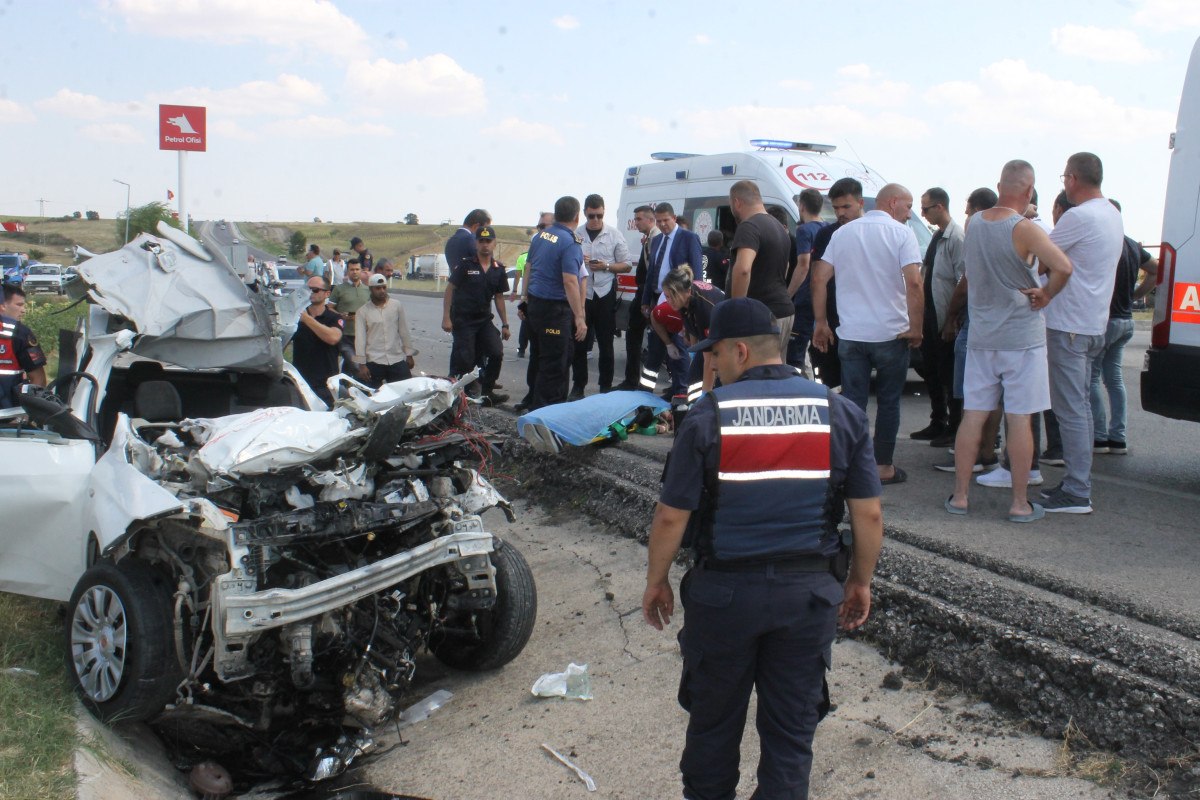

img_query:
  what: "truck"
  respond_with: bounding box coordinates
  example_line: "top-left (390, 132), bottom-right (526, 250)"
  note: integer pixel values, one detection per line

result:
top-left (21, 263), bottom-right (70, 294)
top-left (614, 139), bottom-right (933, 330)
top-left (1142, 36), bottom-right (1200, 422)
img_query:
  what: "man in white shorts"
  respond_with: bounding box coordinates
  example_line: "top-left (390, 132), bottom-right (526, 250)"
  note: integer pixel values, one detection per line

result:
top-left (946, 160), bottom-right (1073, 522)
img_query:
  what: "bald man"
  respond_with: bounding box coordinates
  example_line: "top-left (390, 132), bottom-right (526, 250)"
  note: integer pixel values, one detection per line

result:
top-left (946, 160), bottom-right (1072, 522)
top-left (812, 183), bottom-right (923, 484)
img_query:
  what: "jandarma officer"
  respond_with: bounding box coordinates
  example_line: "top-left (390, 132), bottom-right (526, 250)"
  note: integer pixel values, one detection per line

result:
top-left (641, 296), bottom-right (884, 800)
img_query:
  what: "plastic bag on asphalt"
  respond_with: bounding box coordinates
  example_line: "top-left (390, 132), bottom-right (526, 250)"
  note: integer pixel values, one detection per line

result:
top-left (531, 662), bottom-right (592, 700)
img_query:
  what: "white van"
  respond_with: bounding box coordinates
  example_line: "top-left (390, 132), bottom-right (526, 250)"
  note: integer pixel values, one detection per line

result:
top-left (613, 139), bottom-right (932, 325)
top-left (1143, 37), bottom-right (1200, 422)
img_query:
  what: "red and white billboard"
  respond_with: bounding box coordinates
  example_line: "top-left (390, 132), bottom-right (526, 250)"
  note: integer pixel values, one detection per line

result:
top-left (159, 105), bottom-right (207, 152)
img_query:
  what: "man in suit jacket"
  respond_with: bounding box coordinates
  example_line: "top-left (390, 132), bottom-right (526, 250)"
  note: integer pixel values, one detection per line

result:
top-left (638, 203), bottom-right (703, 314)
top-left (637, 203), bottom-right (703, 399)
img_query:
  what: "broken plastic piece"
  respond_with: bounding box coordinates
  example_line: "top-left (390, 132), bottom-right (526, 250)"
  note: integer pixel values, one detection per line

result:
top-left (531, 662), bottom-right (592, 700)
top-left (541, 743), bottom-right (597, 792)
top-left (1, 667), bottom-right (38, 677)
top-left (396, 688), bottom-right (454, 729)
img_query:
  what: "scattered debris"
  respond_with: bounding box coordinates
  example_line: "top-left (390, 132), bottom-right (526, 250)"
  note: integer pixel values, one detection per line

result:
top-left (1, 666), bottom-right (38, 677)
top-left (396, 690), bottom-right (454, 730)
top-left (532, 663), bottom-right (593, 700)
top-left (881, 671), bottom-right (904, 690)
top-left (188, 760), bottom-right (233, 799)
top-left (541, 743), bottom-right (597, 792)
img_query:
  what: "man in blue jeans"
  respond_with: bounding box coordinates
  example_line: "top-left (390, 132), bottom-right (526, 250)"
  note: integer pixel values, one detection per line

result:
top-left (1091, 201), bottom-right (1158, 455)
top-left (812, 183), bottom-right (924, 484)
top-left (1041, 154), bottom-right (1125, 513)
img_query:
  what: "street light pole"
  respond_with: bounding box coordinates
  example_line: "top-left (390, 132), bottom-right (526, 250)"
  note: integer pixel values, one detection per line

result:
top-left (113, 178), bottom-right (131, 244)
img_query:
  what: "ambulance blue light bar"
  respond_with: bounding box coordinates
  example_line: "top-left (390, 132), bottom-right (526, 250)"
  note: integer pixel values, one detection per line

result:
top-left (749, 139), bottom-right (837, 154)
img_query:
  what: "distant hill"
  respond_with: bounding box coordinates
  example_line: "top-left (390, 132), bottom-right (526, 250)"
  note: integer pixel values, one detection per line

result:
top-left (241, 221), bottom-right (538, 268)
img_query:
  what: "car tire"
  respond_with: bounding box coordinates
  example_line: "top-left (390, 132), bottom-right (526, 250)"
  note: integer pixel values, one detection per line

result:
top-left (430, 539), bottom-right (537, 671)
top-left (65, 559), bottom-right (182, 723)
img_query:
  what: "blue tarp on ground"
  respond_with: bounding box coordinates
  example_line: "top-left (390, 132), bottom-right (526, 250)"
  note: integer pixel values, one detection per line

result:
top-left (516, 391), bottom-right (669, 450)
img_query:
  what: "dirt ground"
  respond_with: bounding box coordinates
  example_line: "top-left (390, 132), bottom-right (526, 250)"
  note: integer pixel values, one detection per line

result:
top-left (360, 501), bottom-right (1116, 800)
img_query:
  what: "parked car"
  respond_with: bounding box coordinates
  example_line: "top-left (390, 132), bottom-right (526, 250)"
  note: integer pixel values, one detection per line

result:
top-left (22, 263), bottom-right (69, 294)
top-left (0, 221), bottom-right (536, 782)
top-left (274, 264), bottom-right (306, 293)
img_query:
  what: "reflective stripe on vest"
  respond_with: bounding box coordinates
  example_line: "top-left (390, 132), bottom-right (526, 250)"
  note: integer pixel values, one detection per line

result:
top-left (705, 375), bottom-right (835, 560)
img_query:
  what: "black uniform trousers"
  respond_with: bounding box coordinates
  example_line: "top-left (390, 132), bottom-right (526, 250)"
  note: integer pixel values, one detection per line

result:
top-left (624, 295), bottom-right (647, 387)
top-left (919, 313), bottom-right (959, 431)
top-left (677, 564), bottom-right (840, 800)
top-left (450, 315), bottom-right (503, 392)
top-left (527, 296), bottom-right (574, 409)
top-left (571, 289), bottom-right (617, 391)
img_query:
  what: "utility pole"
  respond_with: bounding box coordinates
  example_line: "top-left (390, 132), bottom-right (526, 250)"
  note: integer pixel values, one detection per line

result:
top-left (38, 198), bottom-right (46, 218)
top-left (113, 179), bottom-right (131, 244)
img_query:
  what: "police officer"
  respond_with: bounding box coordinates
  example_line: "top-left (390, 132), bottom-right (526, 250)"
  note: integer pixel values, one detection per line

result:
top-left (0, 286), bottom-right (48, 408)
top-left (522, 196), bottom-right (587, 410)
top-left (641, 297), bottom-right (884, 800)
top-left (442, 225), bottom-right (511, 406)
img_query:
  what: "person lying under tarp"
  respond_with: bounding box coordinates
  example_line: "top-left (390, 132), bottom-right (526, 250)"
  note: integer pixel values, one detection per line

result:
top-left (516, 389), bottom-right (671, 454)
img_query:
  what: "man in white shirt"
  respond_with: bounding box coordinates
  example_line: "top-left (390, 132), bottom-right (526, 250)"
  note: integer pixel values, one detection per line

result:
top-left (1040, 152), bottom-right (1125, 514)
top-left (570, 194), bottom-right (631, 397)
top-left (327, 249), bottom-right (347, 285)
top-left (812, 183), bottom-right (923, 484)
top-left (354, 273), bottom-right (418, 387)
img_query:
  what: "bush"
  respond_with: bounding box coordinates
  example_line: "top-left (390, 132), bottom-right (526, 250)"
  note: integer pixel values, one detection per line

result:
top-left (23, 297), bottom-right (88, 357)
top-left (116, 201), bottom-right (180, 246)
top-left (288, 230), bottom-right (306, 259)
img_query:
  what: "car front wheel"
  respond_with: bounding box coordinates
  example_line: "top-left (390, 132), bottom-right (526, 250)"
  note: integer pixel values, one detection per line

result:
top-left (430, 539), bottom-right (537, 671)
top-left (65, 559), bottom-right (182, 722)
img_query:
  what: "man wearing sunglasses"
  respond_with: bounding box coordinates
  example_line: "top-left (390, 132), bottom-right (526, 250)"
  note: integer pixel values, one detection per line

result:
top-left (570, 194), bottom-right (630, 397)
top-left (292, 276), bottom-right (345, 407)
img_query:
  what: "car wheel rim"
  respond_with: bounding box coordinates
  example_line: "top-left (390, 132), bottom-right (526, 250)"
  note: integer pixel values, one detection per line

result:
top-left (70, 585), bottom-right (128, 703)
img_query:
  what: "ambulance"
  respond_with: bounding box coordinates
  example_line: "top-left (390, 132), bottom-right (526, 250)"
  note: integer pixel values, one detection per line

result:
top-left (1142, 37), bottom-right (1200, 422)
top-left (613, 139), bottom-right (932, 328)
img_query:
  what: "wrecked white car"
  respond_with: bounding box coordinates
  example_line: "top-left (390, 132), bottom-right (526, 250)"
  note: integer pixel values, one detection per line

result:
top-left (0, 223), bottom-right (535, 781)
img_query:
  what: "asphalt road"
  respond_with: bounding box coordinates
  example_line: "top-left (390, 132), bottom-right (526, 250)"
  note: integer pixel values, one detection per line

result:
top-left (194, 219), bottom-right (275, 263)
top-left (392, 290), bottom-right (1200, 625)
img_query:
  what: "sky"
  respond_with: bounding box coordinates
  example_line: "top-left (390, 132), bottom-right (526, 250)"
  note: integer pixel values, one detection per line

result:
top-left (1, 0), bottom-right (1199, 244)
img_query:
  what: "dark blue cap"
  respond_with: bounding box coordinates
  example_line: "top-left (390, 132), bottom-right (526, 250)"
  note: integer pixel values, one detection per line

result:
top-left (689, 297), bottom-right (780, 352)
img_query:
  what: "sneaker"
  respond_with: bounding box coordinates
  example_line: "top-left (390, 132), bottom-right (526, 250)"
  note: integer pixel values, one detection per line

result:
top-left (613, 381), bottom-right (637, 391)
top-left (976, 466), bottom-right (1045, 488)
top-left (929, 432), bottom-right (956, 449)
top-left (1040, 448), bottom-right (1065, 466)
top-left (1107, 440), bottom-right (1128, 454)
top-left (934, 458), bottom-right (997, 473)
top-left (1040, 487), bottom-right (1093, 514)
top-left (1039, 481), bottom-right (1063, 499)
top-left (1093, 440), bottom-right (1110, 454)
top-left (910, 423), bottom-right (947, 441)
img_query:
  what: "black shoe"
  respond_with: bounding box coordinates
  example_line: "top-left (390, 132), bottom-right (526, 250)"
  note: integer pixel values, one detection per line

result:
top-left (1107, 439), bottom-right (1128, 454)
top-left (910, 423), bottom-right (947, 441)
top-left (1093, 440), bottom-right (1110, 454)
top-left (514, 396), bottom-right (533, 412)
top-left (479, 391), bottom-right (509, 406)
top-left (516, 350), bottom-right (526, 358)
top-left (1040, 448), bottom-right (1065, 466)
top-left (493, 382), bottom-right (504, 390)
top-left (599, 386), bottom-right (613, 394)
top-left (568, 386), bottom-right (585, 400)
top-left (613, 381), bottom-right (637, 391)
top-left (930, 432), bottom-right (956, 449)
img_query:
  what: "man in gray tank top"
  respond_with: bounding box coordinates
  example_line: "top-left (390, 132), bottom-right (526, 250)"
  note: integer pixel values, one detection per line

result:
top-left (945, 160), bottom-right (1073, 522)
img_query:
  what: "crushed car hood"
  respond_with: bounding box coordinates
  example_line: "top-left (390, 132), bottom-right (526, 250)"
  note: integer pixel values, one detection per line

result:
top-left (73, 221), bottom-right (305, 372)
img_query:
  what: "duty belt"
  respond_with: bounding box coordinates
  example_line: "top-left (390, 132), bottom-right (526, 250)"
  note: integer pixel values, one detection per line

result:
top-left (702, 554), bottom-right (833, 573)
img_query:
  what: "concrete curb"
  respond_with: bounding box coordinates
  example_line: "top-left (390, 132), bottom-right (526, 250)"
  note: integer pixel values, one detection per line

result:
top-left (474, 406), bottom-right (1200, 771)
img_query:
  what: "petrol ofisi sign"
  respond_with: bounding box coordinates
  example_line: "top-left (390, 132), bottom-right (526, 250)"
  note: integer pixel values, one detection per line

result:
top-left (159, 105), bottom-right (207, 152)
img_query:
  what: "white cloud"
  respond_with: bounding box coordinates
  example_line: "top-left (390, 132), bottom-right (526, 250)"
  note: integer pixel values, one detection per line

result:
top-left (837, 64), bottom-right (873, 80)
top-left (0, 98), bottom-right (35, 123)
top-left (552, 15), bottom-right (579, 30)
top-left (635, 116), bottom-right (662, 134)
top-left (1132, 0), bottom-right (1200, 31)
top-left (152, 74), bottom-right (328, 117)
top-left (346, 55), bottom-right (485, 117)
top-left (924, 59), bottom-right (1175, 140)
top-left (778, 79), bottom-right (813, 91)
top-left (35, 89), bottom-right (148, 120)
top-left (1050, 25), bottom-right (1161, 63)
top-left (100, 0), bottom-right (369, 49)
top-left (694, 34), bottom-right (711, 45)
top-left (264, 115), bottom-right (392, 138)
top-left (79, 122), bottom-right (144, 144)
top-left (209, 119), bottom-right (258, 141)
top-left (839, 79), bottom-right (912, 108)
top-left (682, 104), bottom-right (929, 142)
top-left (482, 116), bottom-right (563, 146)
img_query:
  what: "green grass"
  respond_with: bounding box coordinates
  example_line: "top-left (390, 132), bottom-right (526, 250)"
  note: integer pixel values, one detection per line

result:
top-left (240, 221), bottom-right (536, 270)
top-left (0, 593), bottom-right (78, 799)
